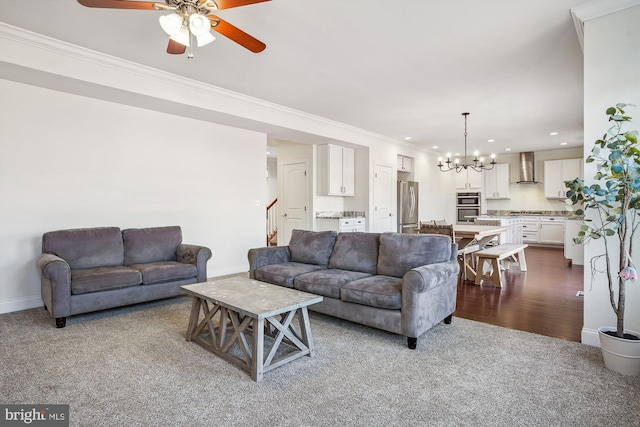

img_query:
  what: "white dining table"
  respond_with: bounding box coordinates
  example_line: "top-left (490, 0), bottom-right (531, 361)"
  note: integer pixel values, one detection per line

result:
top-left (454, 224), bottom-right (508, 281)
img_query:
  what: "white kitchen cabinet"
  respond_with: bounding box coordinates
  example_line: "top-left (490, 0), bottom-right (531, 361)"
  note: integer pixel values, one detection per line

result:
top-left (520, 216), bottom-right (565, 245)
top-left (455, 168), bottom-right (483, 190)
top-left (521, 217), bottom-right (540, 244)
top-left (484, 163), bottom-right (510, 199)
top-left (316, 217), bottom-right (366, 233)
top-left (539, 216), bottom-right (565, 245)
top-left (318, 144), bottom-right (355, 196)
top-left (397, 155), bottom-right (413, 172)
top-left (544, 159), bottom-right (583, 199)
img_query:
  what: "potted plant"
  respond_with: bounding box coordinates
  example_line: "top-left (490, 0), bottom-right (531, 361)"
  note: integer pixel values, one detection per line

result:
top-left (565, 103), bottom-right (639, 376)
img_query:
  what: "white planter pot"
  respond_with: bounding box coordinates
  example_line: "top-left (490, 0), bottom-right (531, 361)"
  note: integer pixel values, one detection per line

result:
top-left (598, 327), bottom-right (640, 376)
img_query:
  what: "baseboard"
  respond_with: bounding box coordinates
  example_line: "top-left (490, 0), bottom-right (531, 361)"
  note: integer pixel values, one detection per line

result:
top-left (581, 327), bottom-right (600, 347)
top-left (0, 296), bottom-right (43, 314)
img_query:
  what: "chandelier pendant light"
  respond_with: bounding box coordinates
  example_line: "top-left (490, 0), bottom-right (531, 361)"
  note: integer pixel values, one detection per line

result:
top-left (438, 112), bottom-right (496, 173)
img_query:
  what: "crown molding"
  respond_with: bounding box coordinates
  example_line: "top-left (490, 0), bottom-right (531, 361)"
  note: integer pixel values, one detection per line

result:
top-left (0, 22), bottom-right (405, 148)
top-left (571, 0), bottom-right (640, 50)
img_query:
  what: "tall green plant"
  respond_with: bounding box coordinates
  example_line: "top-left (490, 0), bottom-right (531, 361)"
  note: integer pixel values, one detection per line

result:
top-left (565, 103), bottom-right (639, 339)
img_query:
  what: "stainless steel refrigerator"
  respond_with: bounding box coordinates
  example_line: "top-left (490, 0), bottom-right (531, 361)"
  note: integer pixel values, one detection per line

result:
top-left (397, 180), bottom-right (419, 233)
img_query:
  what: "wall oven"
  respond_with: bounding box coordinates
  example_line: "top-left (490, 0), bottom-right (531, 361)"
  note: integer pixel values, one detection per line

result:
top-left (457, 206), bottom-right (481, 224)
top-left (456, 192), bottom-right (481, 224)
top-left (457, 192), bottom-right (481, 206)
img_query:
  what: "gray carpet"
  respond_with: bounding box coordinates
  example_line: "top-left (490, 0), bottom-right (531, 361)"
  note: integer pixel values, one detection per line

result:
top-left (1, 297), bottom-right (638, 427)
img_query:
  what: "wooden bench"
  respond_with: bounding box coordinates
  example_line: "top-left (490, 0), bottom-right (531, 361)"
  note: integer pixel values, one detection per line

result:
top-left (474, 243), bottom-right (528, 287)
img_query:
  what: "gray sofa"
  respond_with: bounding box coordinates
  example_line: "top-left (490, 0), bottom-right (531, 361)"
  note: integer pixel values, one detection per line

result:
top-left (248, 229), bottom-right (459, 349)
top-left (36, 226), bottom-right (211, 328)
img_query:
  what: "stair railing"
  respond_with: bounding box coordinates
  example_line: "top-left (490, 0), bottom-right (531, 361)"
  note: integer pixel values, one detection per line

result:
top-left (266, 198), bottom-right (278, 245)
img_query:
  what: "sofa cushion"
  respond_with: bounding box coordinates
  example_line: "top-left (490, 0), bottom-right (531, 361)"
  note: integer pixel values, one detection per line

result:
top-left (42, 227), bottom-right (124, 270)
top-left (254, 262), bottom-right (326, 288)
top-left (71, 266), bottom-right (142, 295)
top-left (340, 275), bottom-right (403, 310)
top-left (289, 229), bottom-right (337, 266)
top-left (328, 232), bottom-right (380, 274)
top-left (294, 269), bottom-right (372, 299)
top-left (123, 226), bottom-right (182, 265)
top-left (130, 262), bottom-right (197, 285)
top-left (377, 233), bottom-right (452, 278)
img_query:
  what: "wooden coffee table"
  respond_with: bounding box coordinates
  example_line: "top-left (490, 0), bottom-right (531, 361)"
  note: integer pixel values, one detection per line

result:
top-left (181, 276), bottom-right (323, 382)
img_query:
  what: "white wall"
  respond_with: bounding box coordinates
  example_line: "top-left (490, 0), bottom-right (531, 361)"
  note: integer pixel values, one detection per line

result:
top-left (581, 5), bottom-right (640, 345)
top-left (0, 80), bottom-right (267, 313)
top-left (267, 157), bottom-right (278, 202)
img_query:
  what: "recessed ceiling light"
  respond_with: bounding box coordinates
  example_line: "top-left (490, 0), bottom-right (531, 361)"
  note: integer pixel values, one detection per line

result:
top-left (404, 136), bottom-right (412, 141)
top-left (504, 148), bottom-right (511, 151)
top-left (432, 146), bottom-right (439, 149)
top-left (488, 139), bottom-right (495, 143)
top-left (550, 132), bottom-right (559, 136)
top-left (560, 142), bottom-right (567, 146)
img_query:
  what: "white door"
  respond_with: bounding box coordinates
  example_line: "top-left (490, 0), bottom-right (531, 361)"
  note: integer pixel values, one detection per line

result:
top-left (281, 161), bottom-right (309, 245)
top-left (373, 163), bottom-right (394, 232)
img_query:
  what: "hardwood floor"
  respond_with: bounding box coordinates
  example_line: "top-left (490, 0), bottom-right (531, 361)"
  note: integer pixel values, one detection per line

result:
top-left (454, 246), bottom-right (584, 342)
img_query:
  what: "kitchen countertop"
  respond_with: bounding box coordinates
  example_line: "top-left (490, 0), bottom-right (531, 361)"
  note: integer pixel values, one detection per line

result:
top-left (316, 211), bottom-right (366, 219)
top-left (485, 210), bottom-right (581, 218)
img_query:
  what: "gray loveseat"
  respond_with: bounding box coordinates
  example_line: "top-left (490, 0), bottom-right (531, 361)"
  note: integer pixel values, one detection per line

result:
top-left (36, 226), bottom-right (211, 328)
top-left (248, 229), bottom-right (459, 349)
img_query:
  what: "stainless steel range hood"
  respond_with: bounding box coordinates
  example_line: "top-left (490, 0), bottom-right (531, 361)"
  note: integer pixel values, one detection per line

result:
top-left (517, 152), bottom-right (538, 183)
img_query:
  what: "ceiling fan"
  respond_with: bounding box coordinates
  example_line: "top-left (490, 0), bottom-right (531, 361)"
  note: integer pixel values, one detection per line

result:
top-left (77, 0), bottom-right (270, 57)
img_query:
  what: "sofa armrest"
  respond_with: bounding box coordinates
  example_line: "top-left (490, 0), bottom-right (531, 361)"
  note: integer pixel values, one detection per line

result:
top-left (403, 261), bottom-right (460, 294)
top-left (176, 244), bottom-right (212, 282)
top-left (36, 253), bottom-right (72, 317)
top-left (247, 246), bottom-right (291, 279)
top-left (402, 260), bottom-right (460, 297)
top-left (401, 259), bottom-right (460, 338)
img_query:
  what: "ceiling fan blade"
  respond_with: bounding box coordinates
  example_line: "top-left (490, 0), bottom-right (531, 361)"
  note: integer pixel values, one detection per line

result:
top-left (167, 39), bottom-right (187, 54)
top-left (77, 0), bottom-right (158, 9)
top-left (210, 0), bottom-right (271, 10)
top-left (208, 15), bottom-right (266, 53)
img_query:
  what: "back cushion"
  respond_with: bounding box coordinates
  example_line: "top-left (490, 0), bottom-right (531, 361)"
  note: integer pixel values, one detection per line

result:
top-left (42, 227), bottom-right (124, 270)
top-left (377, 233), bottom-right (452, 278)
top-left (123, 226), bottom-right (182, 265)
top-left (328, 232), bottom-right (380, 274)
top-left (289, 229), bottom-right (337, 266)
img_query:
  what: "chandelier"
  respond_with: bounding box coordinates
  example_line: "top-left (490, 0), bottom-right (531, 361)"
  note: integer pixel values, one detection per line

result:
top-left (437, 112), bottom-right (496, 173)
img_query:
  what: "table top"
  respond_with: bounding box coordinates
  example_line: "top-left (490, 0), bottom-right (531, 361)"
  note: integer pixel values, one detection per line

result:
top-left (181, 276), bottom-right (323, 319)
top-left (454, 224), bottom-right (508, 237)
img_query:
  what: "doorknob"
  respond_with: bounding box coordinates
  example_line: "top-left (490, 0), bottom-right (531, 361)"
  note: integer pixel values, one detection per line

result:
top-left (282, 213), bottom-right (288, 217)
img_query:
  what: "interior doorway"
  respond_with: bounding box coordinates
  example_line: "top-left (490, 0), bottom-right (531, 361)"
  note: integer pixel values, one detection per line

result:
top-left (280, 160), bottom-right (310, 245)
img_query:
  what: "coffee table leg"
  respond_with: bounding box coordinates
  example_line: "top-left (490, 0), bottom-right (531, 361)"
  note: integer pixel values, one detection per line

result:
top-left (252, 317), bottom-right (265, 382)
top-left (186, 297), bottom-right (202, 342)
top-left (299, 306), bottom-right (315, 357)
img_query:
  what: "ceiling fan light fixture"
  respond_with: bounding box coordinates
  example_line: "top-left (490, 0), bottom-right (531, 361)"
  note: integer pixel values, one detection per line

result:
top-left (170, 26), bottom-right (191, 47)
top-left (189, 14), bottom-right (215, 46)
top-left (159, 13), bottom-right (183, 36)
top-left (195, 31), bottom-right (216, 47)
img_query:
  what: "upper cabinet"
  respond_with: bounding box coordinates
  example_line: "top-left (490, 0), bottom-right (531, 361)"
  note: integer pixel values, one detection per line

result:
top-left (484, 163), bottom-right (511, 199)
top-left (317, 144), bottom-right (355, 196)
top-left (455, 168), bottom-right (483, 190)
top-left (397, 155), bottom-right (413, 172)
top-left (544, 158), bottom-right (583, 199)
